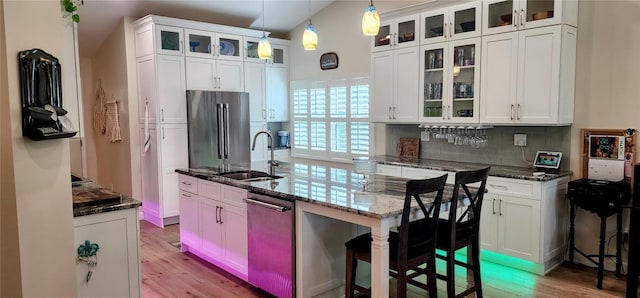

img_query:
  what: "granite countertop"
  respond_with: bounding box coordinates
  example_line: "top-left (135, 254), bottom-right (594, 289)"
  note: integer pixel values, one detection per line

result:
top-left (72, 180), bottom-right (141, 217)
top-left (375, 155), bottom-right (573, 182)
top-left (177, 160), bottom-right (464, 219)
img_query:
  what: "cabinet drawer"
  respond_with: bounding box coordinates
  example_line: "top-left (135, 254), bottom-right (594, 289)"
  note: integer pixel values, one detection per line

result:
top-left (485, 177), bottom-right (540, 199)
top-left (199, 180), bottom-right (222, 200)
top-left (401, 167), bottom-right (454, 184)
top-left (178, 175), bottom-right (198, 193)
top-left (376, 164), bottom-right (402, 177)
top-left (221, 185), bottom-right (247, 208)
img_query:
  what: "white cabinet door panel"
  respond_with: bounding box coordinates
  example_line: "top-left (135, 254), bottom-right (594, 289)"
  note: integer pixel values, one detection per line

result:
top-left (480, 194), bottom-right (499, 252)
top-left (186, 57), bottom-right (216, 91)
top-left (218, 60), bottom-right (244, 91)
top-left (498, 196), bottom-right (541, 262)
top-left (136, 56), bottom-right (157, 123)
top-left (179, 191), bottom-right (200, 249)
top-left (371, 51), bottom-right (394, 122)
top-left (221, 202), bottom-right (248, 275)
top-left (393, 47), bottom-right (420, 122)
top-left (480, 32), bottom-right (518, 124)
top-left (199, 197), bottom-right (224, 260)
top-left (157, 55), bottom-right (187, 123)
top-left (244, 62), bottom-right (267, 122)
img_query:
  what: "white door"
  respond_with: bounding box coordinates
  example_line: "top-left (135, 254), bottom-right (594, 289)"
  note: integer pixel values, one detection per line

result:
top-left (136, 56), bottom-right (157, 123)
top-left (159, 124), bottom-right (189, 218)
top-left (185, 57), bottom-right (216, 91)
top-left (393, 46), bottom-right (419, 122)
top-left (221, 202), bottom-right (249, 275)
top-left (157, 55), bottom-right (187, 124)
top-left (370, 50), bottom-right (394, 122)
top-left (497, 195), bottom-right (541, 262)
top-left (244, 62), bottom-right (267, 122)
top-left (199, 197), bottom-right (224, 260)
top-left (479, 194), bottom-right (499, 252)
top-left (266, 66), bottom-right (289, 121)
top-left (179, 191), bottom-right (200, 249)
top-left (217, 60), bottom-right (244, 91)
top-left (479, 32), bottom-right (518, 124)
top-left (516, 26), bottom-right (561, 124)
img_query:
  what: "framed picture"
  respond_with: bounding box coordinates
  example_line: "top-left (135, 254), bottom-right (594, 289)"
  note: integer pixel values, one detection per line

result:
top-left (320, 52), bottom-right (338, 70)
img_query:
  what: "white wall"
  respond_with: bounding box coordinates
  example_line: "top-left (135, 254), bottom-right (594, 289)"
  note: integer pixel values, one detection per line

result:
top-left (1, 0), bottom-right (78, 296)
top-left (86, 20), bottom-right (133, 196)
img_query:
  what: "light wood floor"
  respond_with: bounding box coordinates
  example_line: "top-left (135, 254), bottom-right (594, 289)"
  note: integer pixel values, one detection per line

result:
top-left (140, 220), bottom-right (633, 297)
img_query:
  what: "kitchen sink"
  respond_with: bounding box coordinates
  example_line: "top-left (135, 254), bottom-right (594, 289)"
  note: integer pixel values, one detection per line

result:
top-left (219, 170), bottom-right (282, 182)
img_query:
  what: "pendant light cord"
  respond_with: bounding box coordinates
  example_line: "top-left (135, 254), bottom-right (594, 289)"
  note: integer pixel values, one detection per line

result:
top-left (308, 0), bottom-right (311, 24)
top-left (262, 0), bottom-right (265, 35)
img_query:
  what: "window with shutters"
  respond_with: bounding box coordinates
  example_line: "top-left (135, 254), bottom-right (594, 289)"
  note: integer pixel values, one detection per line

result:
top-left (291, 77), bottom-right (371, 162)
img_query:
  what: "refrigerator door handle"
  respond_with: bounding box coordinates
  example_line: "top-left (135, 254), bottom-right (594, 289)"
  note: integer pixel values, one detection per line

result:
top-left (217, 103), bottom-right (224, 159)
top-left (223, 103), bottom-right (230, 158)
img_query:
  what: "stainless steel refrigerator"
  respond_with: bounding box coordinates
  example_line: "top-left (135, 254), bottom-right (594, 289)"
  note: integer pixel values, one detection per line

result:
top-left (186, 90), bottom-right (250, 169)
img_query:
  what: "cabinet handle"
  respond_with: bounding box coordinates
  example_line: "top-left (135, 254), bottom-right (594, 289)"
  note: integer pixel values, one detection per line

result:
top-left (219, 206), bottom-right (224, 224)
top-left (182, 192), bottom-right (192, 197)
top-left (442, 105), bottom-right (446, 120)
top-left (499, 199), bottom-right (503, 216)
top-left (393, 32), bottom-right (397, 46)
top-left (520, 9), bottom-right (525, 27)
top-left (517, 104), bottom-right (521, 120)
top-left (388, 107), bottom-right (392, 120)
top-left (179, 40), bottom-right (183, 53)
top-left (513, 10), bottom-right (518, 28)
top-left (510, 104), bottom-right (514, 120)
top-left (492, 198), bottom-right (496, 215)
top-left (215, 206), bottom-right (220, 223)
top-left (448, 105), bottom-right (451, 120)
top-left (162, 127), bottom-right (165, 139)
top-left (181, 181), bottom-right (192, 186)
top-left (392, 106), bottom-right (396, 119)
top-left (443, 23), bottom-right (447, 38)
top-left (489, 184), bottom-right (509, 190)
top-left (262, 109), bottom-right (267, 120)
top-left (449, 22), bottom-right (453, 38)
top-left (161, 109), bottom-right (164, 122)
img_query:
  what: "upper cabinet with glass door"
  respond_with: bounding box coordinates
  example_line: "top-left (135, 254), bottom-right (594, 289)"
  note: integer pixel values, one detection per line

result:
top-left (185, 29), bottom-right (243, 61)
top-left (155, 25), bottom-right (184, 56)
top-left (483, 0), bottom-right (578, 35)
top-left (419, 38), bottom-right (480, 123)
top-left (371, 14), bottom-right (419, 52)
top-left (244, 37), bottom-right (264, 63)
top-left (420, 1), bottom-right (481, 44)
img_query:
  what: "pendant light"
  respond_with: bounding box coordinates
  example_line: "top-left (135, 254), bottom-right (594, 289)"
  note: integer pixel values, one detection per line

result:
top-left (258, 0), bottom-right (271, 59)
top-left (302, 0), bottom-right (318, 50)
top-left (362, 0), bottom-right (380, 36)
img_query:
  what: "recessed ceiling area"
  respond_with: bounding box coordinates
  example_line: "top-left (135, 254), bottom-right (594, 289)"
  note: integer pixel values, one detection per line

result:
top-left (77, 0), bottom-right (335, 57)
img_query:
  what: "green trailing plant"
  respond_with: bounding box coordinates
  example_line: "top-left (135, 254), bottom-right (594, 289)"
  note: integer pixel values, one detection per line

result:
top-left (63, 0), bottom-right (81, 23)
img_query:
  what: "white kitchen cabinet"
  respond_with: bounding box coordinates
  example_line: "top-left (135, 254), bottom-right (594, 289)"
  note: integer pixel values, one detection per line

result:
top-left (480, 25), bottom-right (576, 125)
top-left (266, 66), bottom-right (289, 122)
top-left (371, 14), bottom-right (419, 52)
top-left (136, 54), bottom-right (187, 124)
top-left (155, 24), bottom-right (184, 56)
top-left (420, 1), bottom-right (481, 44)
top-left (267, 43), bottom-right (289, 68)
top-left (178, 176), bottom-right (249, 280)
top-left (141, 124), bottom-right (188, 227)
top-left (244, 37), bottom-right (264, 63)
top-left (418, 37), bottom-right (480, 123)
top-left (74, 208), bottom-right (141, 298)
top-left (185, 57), bottom-right (244, 92)
top-left (185, 29), bottom-right (244, 62)
top-left (370, 46), bottom-right (419, 122)
top-left (244, 62), bottom-right (267, 122)
top-left (482, 0), bottom-right (578, 36)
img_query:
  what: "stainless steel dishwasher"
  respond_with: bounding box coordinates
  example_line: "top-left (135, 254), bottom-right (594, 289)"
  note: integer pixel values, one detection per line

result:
top-left (246, 192), bottom-right (294, 298)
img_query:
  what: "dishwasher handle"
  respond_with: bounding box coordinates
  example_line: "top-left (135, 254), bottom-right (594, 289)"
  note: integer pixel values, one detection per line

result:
top-left (245, 198), bottom-right (291, 212)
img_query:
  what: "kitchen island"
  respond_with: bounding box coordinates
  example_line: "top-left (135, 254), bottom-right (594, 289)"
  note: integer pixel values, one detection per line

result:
top-left (176, 157), bottom-right (571, 297)
top-left (72, 177), bottom-right (142, 298)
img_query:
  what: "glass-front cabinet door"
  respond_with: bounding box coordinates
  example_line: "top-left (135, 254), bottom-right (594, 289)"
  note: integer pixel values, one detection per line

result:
top-left (244, 37), bottom-right (264, 63)
top-left (419, 44), bottom-right (446, 121)
top-left (449, 38), bottom-right (480, 123)
top-left (185, 29), bottom-right (214, 58)
top-left (216, 33), bottom-right (243, 61)
top-left (155, 25), bottom-right (184, 56)
top-left (419, 38), bottom-right (480, 123)
top-left (421, 2), bottom-right (480, 44)
top-left (371, 14), bottom-right (419, 52)
top-left (269, 44), bottom-right (288, 68)
top-left (483, 0), bottom-right (563, 35)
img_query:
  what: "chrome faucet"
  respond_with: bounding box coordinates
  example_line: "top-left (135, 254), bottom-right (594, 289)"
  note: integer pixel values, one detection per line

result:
top-left (251, 130), bottom-right (279, 176)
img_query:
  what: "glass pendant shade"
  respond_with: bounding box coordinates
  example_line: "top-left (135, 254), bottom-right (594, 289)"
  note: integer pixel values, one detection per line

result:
top-left (303, 22), bottom-right (318, 50)
top-left (362, 3), bottom-right (380, 36)
top-left (258, 35), bottom-right (271, 59)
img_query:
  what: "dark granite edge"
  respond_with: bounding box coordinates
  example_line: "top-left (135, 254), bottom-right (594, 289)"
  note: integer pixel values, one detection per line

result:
top-left (375, 155), bottom-right (573, 182)
top-left (73, 196), bottom-right (142, 217)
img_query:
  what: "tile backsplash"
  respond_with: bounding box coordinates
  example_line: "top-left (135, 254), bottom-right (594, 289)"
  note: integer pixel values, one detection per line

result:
top-left (384, 125), bottom-right (571, 170)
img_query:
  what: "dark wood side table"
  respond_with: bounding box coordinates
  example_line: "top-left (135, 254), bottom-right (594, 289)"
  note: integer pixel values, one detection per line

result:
top-left (626, 205), bottom-right (640, 298)
top-left (567, 179), bottom-right (630, 289)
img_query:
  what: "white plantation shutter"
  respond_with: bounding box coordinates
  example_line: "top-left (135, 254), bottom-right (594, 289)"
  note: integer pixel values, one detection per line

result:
top-left (291, 77), bottom-right (371, 161)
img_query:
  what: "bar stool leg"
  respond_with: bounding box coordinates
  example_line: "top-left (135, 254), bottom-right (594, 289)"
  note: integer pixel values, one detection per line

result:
top-left (598, 216), bottom-right (607, 289)
top-left (617, 210), bottom-right (623, 277)
top-left (569, 200), bottom-right (576, 263)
